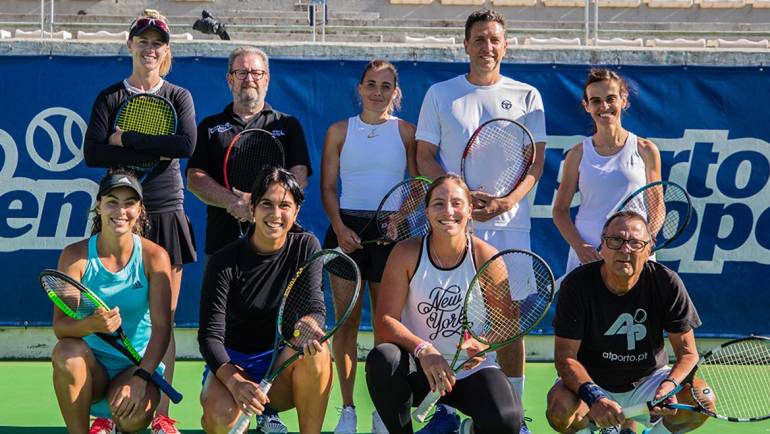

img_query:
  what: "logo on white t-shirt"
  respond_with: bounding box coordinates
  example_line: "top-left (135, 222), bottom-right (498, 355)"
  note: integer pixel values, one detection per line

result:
top-left (501, 99), bottom-right (512, 110)
top-left (604, 309), bottom-right (648, 351)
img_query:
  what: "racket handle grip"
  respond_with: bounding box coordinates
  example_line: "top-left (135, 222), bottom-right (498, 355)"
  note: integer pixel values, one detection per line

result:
top-left (227, 379), bottom-right (274, 434)
top-left (412, 390), bottom-right (441, 423)
top-left (228, 413), bottom-right (251, 434)
top-left (151, 371), bottom-right (183, 403)
top-left (623, 403), bottom-right (650, 418)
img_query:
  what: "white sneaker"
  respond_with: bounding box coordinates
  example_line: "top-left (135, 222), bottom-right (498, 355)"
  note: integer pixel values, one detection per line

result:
top-left (334, 406), bottom-right (357, 434)
top-left (371, 410), bottom-right (389, 434)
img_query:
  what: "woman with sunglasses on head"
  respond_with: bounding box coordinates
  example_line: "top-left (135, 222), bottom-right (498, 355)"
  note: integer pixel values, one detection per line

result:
top-left (83, 9), bottom-right (196, 434)
top-left (320, 59), bottom-right (418, 434)
top-left (366, 174), bottom-right (522, 434)
top-left (51, 169), bottom-right (174, 434)
top-left (552, 69), bottom-right (662, 281)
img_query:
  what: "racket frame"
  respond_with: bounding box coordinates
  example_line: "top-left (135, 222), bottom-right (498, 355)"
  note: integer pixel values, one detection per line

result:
top-left (228, 250), bottom-right (362, 434)
top-left (412, 248), bottom-right (555, 422)
top-left (39, 269), bottom-right (183, 403)
top-left (222, 128), bottom-right (287, 238)
top-left (616, 180), bottom-right (692, 252)
top-left (623, 336), bottom-right (770, 423)
top-left (113, 92), bottom-right (178, 177)
top-left (460, 117), bottom-right (536, 199)
top-left (365, 176), bottom-right (433, 244)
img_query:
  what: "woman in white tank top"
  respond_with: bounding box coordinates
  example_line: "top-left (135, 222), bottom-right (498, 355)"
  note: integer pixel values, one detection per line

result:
top-left (553, 69), bottom-right (662, 279)
top-left (366, 175), bottom-right (522, 434)
top-left (320, 59), bottom-right (418, 430)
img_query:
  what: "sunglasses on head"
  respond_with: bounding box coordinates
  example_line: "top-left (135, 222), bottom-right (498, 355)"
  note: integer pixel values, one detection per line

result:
top-left (130, 17), bottom-right (169, 34)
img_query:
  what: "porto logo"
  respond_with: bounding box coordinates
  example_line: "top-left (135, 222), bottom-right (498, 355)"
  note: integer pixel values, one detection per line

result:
top-left (604, 309), bottom-right (648, 351)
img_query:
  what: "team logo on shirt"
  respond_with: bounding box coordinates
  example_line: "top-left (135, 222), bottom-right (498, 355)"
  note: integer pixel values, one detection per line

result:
top-left (272, 129), bottom-right (285, 137)
top-left (417, 285), bottom-right (465, 340)
top-left (208, 123), bottom-right (233, 135)
top-left (604, 309), bottom-right (648, 351)
top-left (501, 99), bottom-right (512, 110)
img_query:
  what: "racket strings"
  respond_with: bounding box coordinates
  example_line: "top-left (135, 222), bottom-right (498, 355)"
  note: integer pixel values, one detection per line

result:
top-left (465, 252), bottom-right (552, 345)
top-left (465, 121), bottom-right (533, 196)
top-left (697, 338), bottom-right (770, 419)
top-left (377, 181), bottom-right (430, 242)
top-left (626, 184), bottom-right (689, 245)
top-left (40, 274), bottom-right (98, 319)
top-left (227, 132), bottom-right (285, 192)
top-left (117, 96), bottom-right (176, 136)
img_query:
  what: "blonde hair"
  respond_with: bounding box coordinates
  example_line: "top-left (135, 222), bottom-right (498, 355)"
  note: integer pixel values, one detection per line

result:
top-left (132, 9), bottom-right (173, 77)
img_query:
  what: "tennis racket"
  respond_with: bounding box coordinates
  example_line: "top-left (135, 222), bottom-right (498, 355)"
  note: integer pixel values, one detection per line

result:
top-left (461, 118), bottom-right (535, 200)
top-left (624, 336), bottom-right (770, 422)
top-left (222, 128), bottom-right (286, 238)
top-left (39, 269), bottom-right (183, 403)
top-left (114, 93), bottom-right (178, 181)
top-left (228, 249), bottom-right (362, 434)
top-left (616, 181), bottom-right (692, 251)
top-left (412, 249), bottom-right (555, 423)
top-left (339, 176), bottom-right (432, 250)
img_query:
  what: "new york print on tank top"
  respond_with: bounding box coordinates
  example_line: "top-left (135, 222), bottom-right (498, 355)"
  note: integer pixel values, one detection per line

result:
top-left (402, 234), bottom-right (497, 379)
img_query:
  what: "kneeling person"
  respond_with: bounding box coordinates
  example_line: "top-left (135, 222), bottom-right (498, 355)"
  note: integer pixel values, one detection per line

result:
top-left (547, 211), bottom-right (710, 434)
top-left (198, 167), bottom-right (332, 434)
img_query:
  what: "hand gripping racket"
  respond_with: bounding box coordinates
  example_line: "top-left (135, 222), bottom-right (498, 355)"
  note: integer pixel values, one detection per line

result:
top-left (228, 249), bottom-right (362, 434)
top-left (222, 128), bottom-right (286, 237)
top-left (39, 269), bottom-right (183, 403)
top-left (461, 118), bottom-right (535, 200)
top-left (624, 336), bottom-right (770, 422)
top-left (412, 249), bottom-right (555, 422)
top-left (114, 93), bottom-right (178, 181)
top-left (616, 181), bottom-right (692, 251)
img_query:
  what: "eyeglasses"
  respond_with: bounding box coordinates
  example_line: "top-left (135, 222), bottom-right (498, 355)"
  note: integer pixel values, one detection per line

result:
top-left (130, 18), bottom-right (170, 34)
top-left (602, 236), bottom-right (650, 252)
top-left (230, 69), bottom-right (268, 81)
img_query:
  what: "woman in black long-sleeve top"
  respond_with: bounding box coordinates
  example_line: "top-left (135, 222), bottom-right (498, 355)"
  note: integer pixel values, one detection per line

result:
top-left (82, 9), bottom-right (196, 432)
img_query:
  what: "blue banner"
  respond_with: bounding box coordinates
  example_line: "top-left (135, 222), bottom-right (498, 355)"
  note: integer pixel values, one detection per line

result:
top-left (1, 56), bottom-right (768, 337)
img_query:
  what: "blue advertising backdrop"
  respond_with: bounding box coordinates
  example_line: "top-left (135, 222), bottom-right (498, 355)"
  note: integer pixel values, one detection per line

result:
top-left (1, 56), bottom-right (768, 337)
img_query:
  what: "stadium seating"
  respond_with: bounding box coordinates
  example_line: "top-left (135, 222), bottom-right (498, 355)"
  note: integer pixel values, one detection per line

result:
top-left (13, 29), bottom-right (72, 39)
top-left (76, 30), bottom-right (129, 41)
top-left (647, 37), bottom-right (707, 47)
top-left (440, 0), bottom-right (485, 4)
top-left (524, 36), bottom-right (582, 45)
top-left (713, 38), bottom-right (769, 48)
top-left (403, 35), bottom-right (456, 43)
top-left (646, 0), bottom-right (694, 7)
top-left (595, 37), bottom-right (645, 46)
top-left (390, 0), bottom-right (433, 3)
top-left (493, 0), bottom-right (539, 6)
top-left (698, 0), bottom-right (746, 7)
top-left (0, 30), bottom-right (10, 39)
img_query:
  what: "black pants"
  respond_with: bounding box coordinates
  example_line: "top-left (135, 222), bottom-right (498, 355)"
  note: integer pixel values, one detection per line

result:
top-left (365, 343), bottom-right (522, 434)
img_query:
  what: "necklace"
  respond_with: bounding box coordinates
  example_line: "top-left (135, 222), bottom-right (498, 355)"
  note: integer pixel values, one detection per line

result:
top-left (367, 125), bottom-right (379, 139)
top-left (430, 240), bottom-right (464, 269)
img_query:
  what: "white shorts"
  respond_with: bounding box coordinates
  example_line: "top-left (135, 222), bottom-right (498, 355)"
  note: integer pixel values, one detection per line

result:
top-left (556, 366), bottom-right (672, 429)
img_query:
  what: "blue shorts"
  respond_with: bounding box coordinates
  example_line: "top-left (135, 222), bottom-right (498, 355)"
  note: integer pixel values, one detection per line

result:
top-left (202, 347), bottom-right (281, 386)
top-left (90, 347), bottom-right (165, 418)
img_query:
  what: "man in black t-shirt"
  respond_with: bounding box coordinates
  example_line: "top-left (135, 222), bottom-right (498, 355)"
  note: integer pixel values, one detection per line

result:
top-left (187, 46), bottom-right (312, 255)
top-left (546, 211), bottom-right (710, 434)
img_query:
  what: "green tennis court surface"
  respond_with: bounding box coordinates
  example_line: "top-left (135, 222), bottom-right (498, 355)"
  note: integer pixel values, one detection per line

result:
top-left (1, 361), bottom-right (768, 433)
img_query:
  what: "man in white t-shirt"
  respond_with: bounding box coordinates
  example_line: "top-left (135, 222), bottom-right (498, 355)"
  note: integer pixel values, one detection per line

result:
top-left (415, 8), bottom-right (547, 434)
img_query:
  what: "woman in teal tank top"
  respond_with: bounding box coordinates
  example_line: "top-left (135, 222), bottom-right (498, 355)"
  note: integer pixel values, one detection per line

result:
top-left (50, 169), bottom-right (174, 434)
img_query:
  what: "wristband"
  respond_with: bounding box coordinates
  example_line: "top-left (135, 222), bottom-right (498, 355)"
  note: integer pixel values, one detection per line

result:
top-left (578, 381), bottom-right (608, 407)
top-left (661, 376), bottom-right (679, 388)
top-left (132, 368), bottom-right (152, 383)
top-left (413, 341), bottom-right (432, 358)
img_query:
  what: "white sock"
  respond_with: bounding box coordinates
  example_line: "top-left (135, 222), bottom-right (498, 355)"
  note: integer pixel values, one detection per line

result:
top-left (647, 421), bottom-right (673, 434)
top-left (508, 376), bottom-right (524, 399)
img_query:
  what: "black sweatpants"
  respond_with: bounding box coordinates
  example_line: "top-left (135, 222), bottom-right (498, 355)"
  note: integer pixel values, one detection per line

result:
top-left (365, 343), bottom-right (522, 434)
